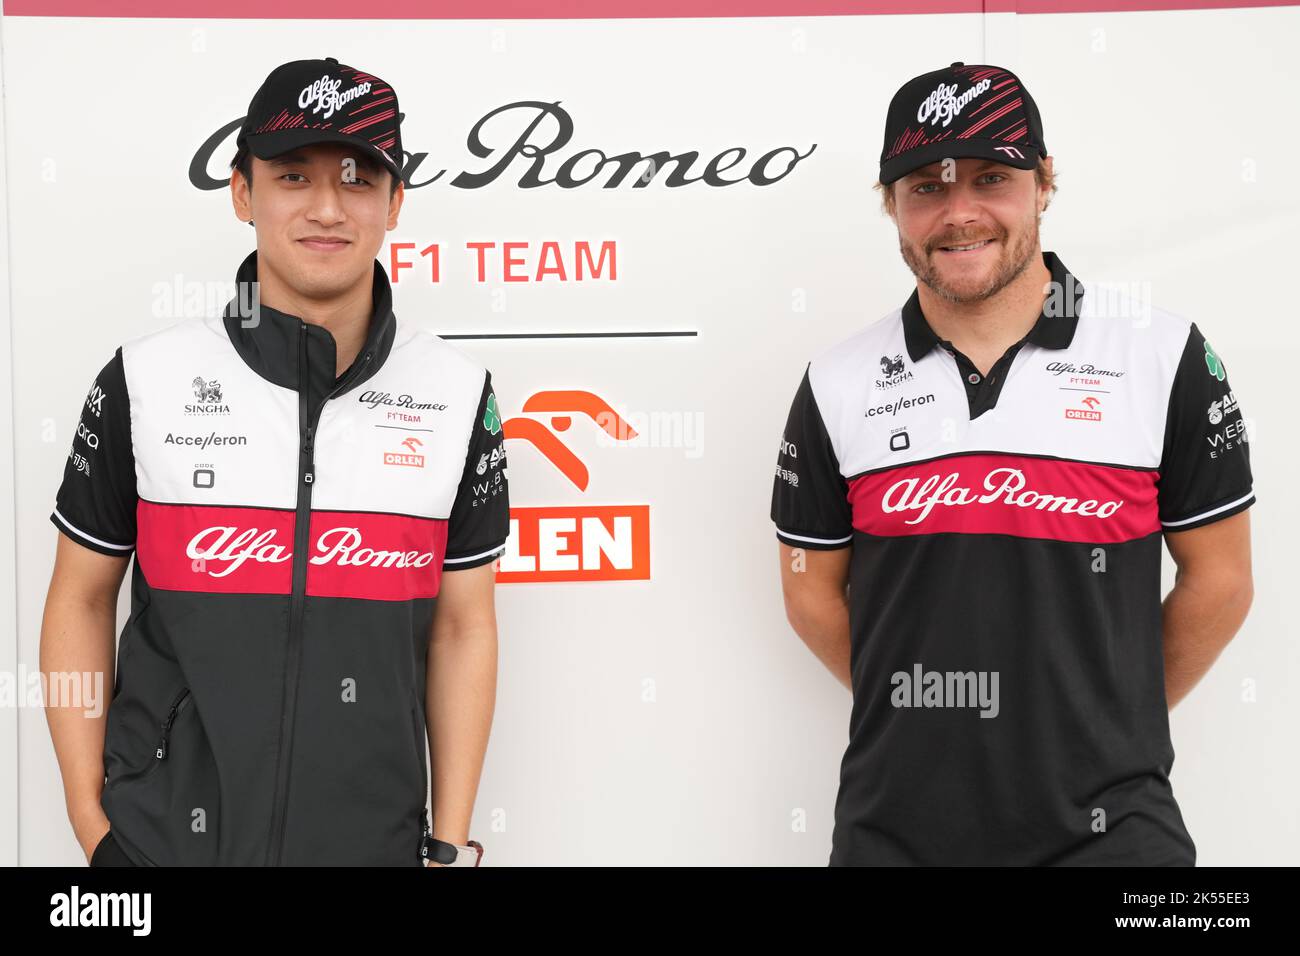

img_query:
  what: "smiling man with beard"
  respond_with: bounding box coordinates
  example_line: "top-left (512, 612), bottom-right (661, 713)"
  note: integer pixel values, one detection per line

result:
top-left (771, 62), bottom-right (1255, 865)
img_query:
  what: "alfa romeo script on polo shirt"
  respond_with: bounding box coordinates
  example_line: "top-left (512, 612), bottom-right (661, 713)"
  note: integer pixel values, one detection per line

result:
top-left (771, 251), bottom-right (1254, 866)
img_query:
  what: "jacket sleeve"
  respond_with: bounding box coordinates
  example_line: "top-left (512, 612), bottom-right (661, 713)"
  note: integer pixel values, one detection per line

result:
top-left (1157, 322), bottom-right (1255, 532)
top-left (443, 371), bottom-right (510, 570)
top-left (49, 347), bottom-right (139, 556)
top-left (771, 364), bottom-right (853, 549)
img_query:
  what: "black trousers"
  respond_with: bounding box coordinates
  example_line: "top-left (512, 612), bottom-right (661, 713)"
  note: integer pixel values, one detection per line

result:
top-left (89, 829), bottom-right (137, 867)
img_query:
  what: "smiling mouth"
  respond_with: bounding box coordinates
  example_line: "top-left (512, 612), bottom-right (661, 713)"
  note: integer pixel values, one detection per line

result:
top-left (298, 238), bottom-right (350, 249)
top-left (937, 238), bottom-right (995, 253)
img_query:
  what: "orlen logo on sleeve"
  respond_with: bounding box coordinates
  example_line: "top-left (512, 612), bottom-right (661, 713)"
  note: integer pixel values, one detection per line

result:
top-left (497, 390), bottom-right (650, 583)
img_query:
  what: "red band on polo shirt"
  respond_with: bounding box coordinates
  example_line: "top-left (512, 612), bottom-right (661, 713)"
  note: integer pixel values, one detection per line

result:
top-left (848, 453), bottom-right (1159, 543)
top-left (136, 500), bottom-right (447, 599)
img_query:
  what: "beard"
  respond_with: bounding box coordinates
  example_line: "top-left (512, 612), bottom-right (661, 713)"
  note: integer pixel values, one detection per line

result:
top-left (899, 210), bottom-right (1041, 305)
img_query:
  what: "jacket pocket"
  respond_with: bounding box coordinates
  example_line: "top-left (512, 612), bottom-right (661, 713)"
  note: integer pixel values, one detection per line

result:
top-left (107, 686), bottom-right (192, 789)
top-left (101, 683), bottom-right (220, 866)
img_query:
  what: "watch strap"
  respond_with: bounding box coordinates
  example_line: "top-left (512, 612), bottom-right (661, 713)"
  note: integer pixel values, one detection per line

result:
top-left (421, 835), bottom-right (484, 867)
top-left (419, 809), bottom-right (483, 866)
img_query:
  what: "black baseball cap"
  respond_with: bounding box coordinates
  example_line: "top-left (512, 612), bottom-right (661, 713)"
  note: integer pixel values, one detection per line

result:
top-left (234, 56), bottom-right (403, 182)
top-left (879, 62), bottom-right (1047, 185)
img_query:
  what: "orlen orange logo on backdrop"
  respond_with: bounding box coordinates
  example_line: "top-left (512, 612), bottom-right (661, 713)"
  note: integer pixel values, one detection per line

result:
top-left (499, 390), bottom-right (649, 583)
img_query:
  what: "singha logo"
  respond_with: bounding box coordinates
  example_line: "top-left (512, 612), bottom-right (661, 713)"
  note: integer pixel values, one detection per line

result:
top-left (185, 376), bottom-right (230, 416)
top-left (192, 377), bottom-right (223, 403)
top-left (876, 354), bottom-right (913, 390)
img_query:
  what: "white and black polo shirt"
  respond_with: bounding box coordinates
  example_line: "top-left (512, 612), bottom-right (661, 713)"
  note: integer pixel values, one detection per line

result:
top-left (771, 250), bottom-right (1254, 865)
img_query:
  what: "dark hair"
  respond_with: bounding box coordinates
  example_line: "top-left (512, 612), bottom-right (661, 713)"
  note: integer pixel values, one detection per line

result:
top-left (230, 148), bottom-right (401, 197)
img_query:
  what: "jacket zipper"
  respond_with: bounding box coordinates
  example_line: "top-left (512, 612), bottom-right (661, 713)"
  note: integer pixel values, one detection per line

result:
top-left (154, 687), bottom-right (191, 761)
top-left (265, 320), bottom-right (372, 866)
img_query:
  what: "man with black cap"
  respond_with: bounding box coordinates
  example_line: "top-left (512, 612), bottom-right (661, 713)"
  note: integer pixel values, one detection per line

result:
top-left (42, 57), bottom-right (508, 866)
top-left (771, 62), bottom-right (1255, 865)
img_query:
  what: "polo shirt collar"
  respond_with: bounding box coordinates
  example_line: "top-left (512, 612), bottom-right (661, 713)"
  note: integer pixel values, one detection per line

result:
top-left (902, 250), bottom-right (1083, 363)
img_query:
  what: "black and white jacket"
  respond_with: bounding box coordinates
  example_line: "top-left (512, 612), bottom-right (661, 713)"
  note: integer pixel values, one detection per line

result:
top-left (52, 249), bottom-right (510, 866)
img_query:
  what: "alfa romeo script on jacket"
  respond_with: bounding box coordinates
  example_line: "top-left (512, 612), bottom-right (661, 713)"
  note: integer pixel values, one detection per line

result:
top-left (51, 250), bottom-right (510, 866)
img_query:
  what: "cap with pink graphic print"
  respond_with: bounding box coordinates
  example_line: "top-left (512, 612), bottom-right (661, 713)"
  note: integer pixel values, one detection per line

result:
top-left (879, 62), bottom-right (1047, 185)
top-left (234, 56), bottom-right (403, 183)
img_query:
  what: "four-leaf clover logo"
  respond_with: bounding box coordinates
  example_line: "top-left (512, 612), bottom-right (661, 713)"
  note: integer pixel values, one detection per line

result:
top-left (483, 392), bottom-right (502, 435)
top-left (1204, 341), bottom-right (1226, 381)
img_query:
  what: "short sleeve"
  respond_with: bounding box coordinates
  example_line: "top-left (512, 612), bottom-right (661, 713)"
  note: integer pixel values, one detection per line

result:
top-left (771, 365), bottom-right (853, 549)
top-left (49, 348), bottom-right (138, 556)
top-left (444, 371), bottom-right (510, 570)
top-left (1157, 323), bottom-right (1255, 532)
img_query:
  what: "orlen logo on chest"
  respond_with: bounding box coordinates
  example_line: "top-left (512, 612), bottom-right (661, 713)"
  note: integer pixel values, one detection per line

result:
top-left (847, 453), bottom-right (1159, 544)
top-left (384, 436), bottom-right (426, 468)
top-left (134, 501), bottom-right (448, 600)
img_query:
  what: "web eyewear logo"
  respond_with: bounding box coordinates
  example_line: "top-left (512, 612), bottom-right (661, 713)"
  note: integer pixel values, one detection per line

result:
top-left (1206, 417), bottom-right (1249, 460)
top-left (499, 390), bottom-right (649, 583)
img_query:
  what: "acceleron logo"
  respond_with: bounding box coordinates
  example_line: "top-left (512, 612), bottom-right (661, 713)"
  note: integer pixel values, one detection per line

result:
top-left (499, 389), bottom-right (649, 583)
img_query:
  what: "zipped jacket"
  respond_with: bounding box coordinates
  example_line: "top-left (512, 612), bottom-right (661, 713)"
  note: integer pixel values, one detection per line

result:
top-left (51, 249), bottom-right (510, 865)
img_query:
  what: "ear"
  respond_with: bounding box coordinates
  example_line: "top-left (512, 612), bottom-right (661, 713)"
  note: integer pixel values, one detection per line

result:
top-left (230, 168), bottom-right (253, 226)
top-left (1038, 155), bottom-right (1054, 208)
top-left (386, 178), bottom-right (404, 230)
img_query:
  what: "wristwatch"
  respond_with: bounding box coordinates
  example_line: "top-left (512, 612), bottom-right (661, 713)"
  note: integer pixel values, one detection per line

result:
top-left (421, 835), bottom-right (484, 867)
top-left (420, 810), bottom-right (484, 867)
